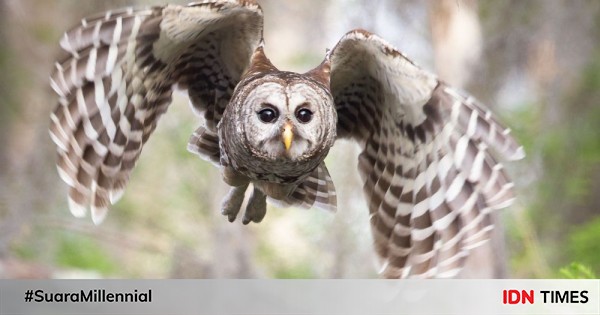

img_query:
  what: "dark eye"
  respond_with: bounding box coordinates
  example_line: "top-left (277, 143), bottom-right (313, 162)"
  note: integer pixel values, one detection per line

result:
top-left (296, 108), bottom-right (313, 123)
top-left (258, 107), bottom-right (278, 123)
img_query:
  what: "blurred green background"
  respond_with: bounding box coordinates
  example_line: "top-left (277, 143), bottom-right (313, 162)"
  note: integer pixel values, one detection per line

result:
top-left (0, 0), bottom-right (598, 279)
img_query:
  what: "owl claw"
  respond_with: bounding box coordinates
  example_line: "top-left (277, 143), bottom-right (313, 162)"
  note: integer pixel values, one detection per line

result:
top-left (242, 187), bottom-right (267, 224)
top-left (221, 184), bottom-right (248, 223)
top-left (221, 183), bottom-right (267, 224)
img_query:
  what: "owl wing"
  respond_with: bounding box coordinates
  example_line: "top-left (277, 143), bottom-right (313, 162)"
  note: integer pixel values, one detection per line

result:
top-left (329, 30), bottom-right (525, 278)
top-left (49, 1), bottom-right (263, 223)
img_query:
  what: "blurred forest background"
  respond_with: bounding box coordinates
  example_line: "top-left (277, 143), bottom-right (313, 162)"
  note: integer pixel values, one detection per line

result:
top-left (0, 0), bottom-right (598, 279)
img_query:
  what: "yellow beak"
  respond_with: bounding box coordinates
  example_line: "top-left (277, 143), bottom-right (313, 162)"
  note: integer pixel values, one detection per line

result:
top-left (282, 122), bottom-right (293, 151)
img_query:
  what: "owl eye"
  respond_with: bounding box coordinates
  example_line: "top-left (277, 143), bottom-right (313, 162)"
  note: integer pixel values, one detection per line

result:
top-left (295, 108), bottom-right (313, 123)
top-left (258, 107), bottom-right (278, 123)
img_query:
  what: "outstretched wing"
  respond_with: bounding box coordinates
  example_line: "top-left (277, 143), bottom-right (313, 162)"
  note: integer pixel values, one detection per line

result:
top-left (49, 0), bottom-right (263, 223)
top-left (330, 30), bottom-right (524, 278)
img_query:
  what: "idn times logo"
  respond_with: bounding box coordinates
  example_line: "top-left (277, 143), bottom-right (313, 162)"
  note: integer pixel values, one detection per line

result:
top-left (503, 289), bottom-right (589, 305)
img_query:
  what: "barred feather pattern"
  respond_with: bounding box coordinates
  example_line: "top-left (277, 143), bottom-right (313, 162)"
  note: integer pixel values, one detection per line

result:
top-left (48, 2), bottom-right (523, 280)
top-left (49, 1), bottom-right (263, 224)
top-left (330, 30), bottom-right (524, 278)
top-left (187, 126), bottom-right (220, 165)
top-left (271, 163), bottom-right (338, 212)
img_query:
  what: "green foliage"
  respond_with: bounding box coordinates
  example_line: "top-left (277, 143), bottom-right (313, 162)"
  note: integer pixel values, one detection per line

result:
top-left (273, 263), bottom-right (315, 279)
top-left (12, 240), bottom-right (37, 261)
top-left (559, 262), bottom-right (597, 279)
top-left (502, 103), bottom-right (540, 157)
top-left (505, 211), bottom-right (540, 278)
top-left (54, 231), bottom-right (118, 276)
top-left (566, 216), bottom-right (600, 275)
top-left (541, 55), bottom-right (600, 209)
top-left (31, 22), bottom-right (60, 44)
top-left (503, 49), bottom-right (600, 278)
top-left (255, 239), bottom-right (316, 278)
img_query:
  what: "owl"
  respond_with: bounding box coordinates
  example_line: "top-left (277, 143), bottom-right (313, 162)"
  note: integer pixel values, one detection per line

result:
top-left (49, 0), bottom-right (524, 278)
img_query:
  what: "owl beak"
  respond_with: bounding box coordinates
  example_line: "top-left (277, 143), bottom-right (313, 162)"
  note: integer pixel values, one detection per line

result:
top-left (282, 122), bottom-right (294, 151)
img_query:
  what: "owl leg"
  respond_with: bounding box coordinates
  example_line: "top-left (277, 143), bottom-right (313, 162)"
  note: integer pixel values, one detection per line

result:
top-left (222, 165), bottom-right (249, 187)
top-left (221, 184), bottom-right (249, 222)
top-left (242, 186), bottom-right (267, 225)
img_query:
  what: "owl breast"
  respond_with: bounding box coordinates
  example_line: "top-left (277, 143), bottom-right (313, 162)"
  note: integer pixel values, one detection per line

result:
top-left (218, 72), bottom-right (337, 184)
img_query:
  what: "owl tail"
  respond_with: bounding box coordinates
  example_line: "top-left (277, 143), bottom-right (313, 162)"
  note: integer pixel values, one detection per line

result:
top-left (187, 126), bottom-right (220, 165)
top-left (271, 163), bottom-right (338, 212)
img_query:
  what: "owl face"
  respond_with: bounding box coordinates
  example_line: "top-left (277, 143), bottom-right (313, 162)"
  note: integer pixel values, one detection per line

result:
top-left (242, 76), bottom-right (333, 161)
top-left (220, 72), bottom-right (337, 181)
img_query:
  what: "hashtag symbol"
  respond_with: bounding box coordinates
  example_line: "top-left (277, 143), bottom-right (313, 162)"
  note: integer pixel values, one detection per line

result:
top-left (24, 290), bottom-right (33, 302)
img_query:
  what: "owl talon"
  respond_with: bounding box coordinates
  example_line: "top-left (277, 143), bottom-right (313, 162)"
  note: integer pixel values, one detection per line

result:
top-left (221, 184), bottom-right (249, 222)
top-left (242, 187), bottom-right (267, 224)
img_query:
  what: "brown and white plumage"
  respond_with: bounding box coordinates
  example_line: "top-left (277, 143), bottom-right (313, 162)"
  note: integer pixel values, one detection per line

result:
top-left (330, 30), bottom-right (524, 278)
top-left (49, 0), bottom-right (263, 223)
top-left (49, 1), bottom-right (524, 278)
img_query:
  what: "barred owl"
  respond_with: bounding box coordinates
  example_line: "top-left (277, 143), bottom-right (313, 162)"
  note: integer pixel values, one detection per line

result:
top-left (49, 0), bottom-right (524, 278)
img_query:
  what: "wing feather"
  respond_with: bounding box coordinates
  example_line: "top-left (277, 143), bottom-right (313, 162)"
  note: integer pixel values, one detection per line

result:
top-left (330, 29), bottom-right (524, 278)
top-left (49, 1), bottom-right (263, 223)
top-left (269, 163), bottom-right (338, 212)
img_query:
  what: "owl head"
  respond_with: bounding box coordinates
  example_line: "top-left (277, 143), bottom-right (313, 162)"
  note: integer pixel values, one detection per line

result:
top-left (219, 46), bottom-right (337, 180)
